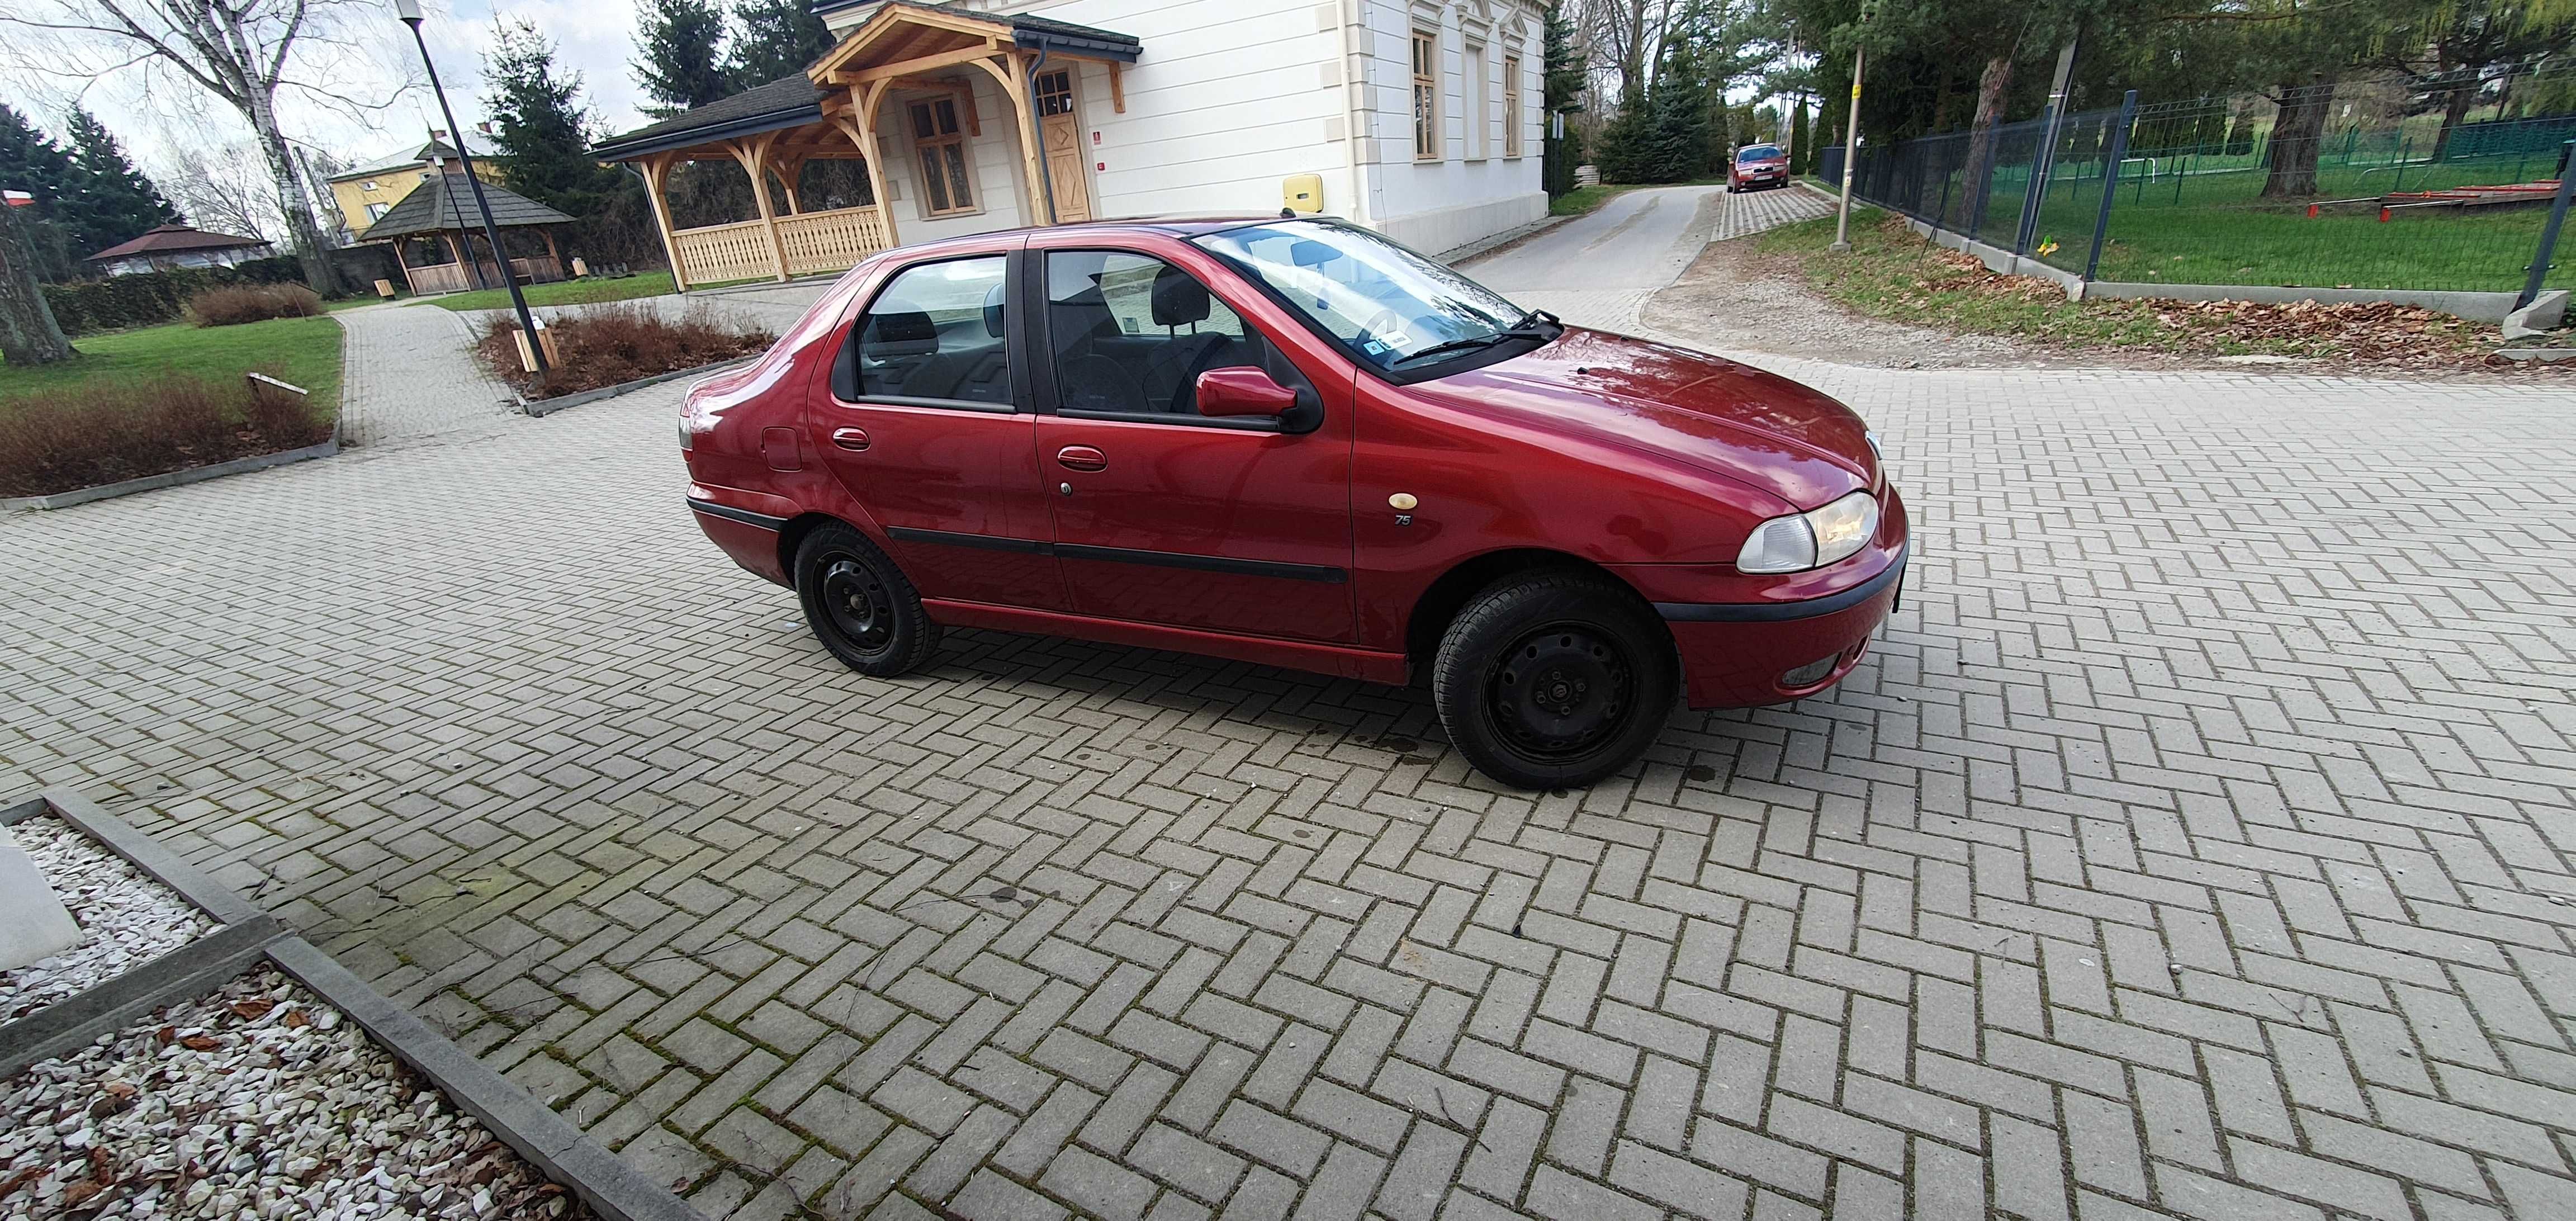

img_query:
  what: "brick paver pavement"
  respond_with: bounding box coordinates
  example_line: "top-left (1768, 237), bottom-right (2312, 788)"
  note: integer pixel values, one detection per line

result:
top-left (335, 301), bottom-right (520, 446)
top-left (6, 346), bottom-right (2573, 1217)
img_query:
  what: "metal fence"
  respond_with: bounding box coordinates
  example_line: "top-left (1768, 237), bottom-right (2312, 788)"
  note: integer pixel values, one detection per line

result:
top-left (1832, 86), bottom-right (2576, 305)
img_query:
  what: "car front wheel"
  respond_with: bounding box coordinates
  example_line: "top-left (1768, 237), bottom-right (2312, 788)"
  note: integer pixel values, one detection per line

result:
top-left (1431, 572), bottom-right (1678, 789)
top-left (795, 523), bottom-right (938, 676)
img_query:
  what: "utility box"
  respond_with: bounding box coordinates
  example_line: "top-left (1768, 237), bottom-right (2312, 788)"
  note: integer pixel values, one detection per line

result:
top-left (1282, 173), bottom-right (1323, 214)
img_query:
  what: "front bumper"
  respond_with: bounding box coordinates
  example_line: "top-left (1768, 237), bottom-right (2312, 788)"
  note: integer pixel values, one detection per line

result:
top-left (1662, 545), bottom-right (1905, 707)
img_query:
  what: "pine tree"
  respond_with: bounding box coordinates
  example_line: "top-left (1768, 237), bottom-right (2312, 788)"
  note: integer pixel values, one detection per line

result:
top-left (61, 108), bottom-right (181, 258)
top-left (1540, 2), bottom-right (1583, 196)
top-left (0, 105), bottom-right (83, 281)
top-left (727, 0), bottom-right (837, 88)
top-left (634, 0), bottom-right (734, 115)
top-left (484, 21), bottom-right (633, 216)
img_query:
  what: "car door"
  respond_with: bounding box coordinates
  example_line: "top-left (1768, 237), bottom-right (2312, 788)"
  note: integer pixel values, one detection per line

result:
top-left (1029, 242), bottom-right (1356, 643)
top-left (811, 245), bottom-right (1068, 611)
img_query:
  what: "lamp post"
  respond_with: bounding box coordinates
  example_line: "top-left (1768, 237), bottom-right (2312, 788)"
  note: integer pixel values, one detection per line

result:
top-left (394, 0), bottom-right (544, 373)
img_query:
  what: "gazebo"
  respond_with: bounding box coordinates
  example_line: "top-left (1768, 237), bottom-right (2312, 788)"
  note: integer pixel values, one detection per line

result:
top-left (358, 175), bottom-right (576, 295)
top-left (590, 1), bottom-right (1139, 289)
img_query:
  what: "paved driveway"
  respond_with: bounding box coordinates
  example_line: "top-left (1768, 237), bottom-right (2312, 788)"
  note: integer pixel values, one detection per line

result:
top-left (4, 197), bottom-right (2572, 1221)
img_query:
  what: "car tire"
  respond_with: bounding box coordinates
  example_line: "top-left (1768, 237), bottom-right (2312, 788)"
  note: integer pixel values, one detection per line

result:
top-left (794, 523), bottom-right (939, 677)
top-left (1431, 572), bottom-right (1678, 789)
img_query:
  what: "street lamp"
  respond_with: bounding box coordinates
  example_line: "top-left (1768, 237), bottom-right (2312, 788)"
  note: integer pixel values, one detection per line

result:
top-left (393, 0), bottom-right (546, 373)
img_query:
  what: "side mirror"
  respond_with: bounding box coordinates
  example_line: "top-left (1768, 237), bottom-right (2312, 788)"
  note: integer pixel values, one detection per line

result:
top-left (1195, 367), bottom-right (1300, 417)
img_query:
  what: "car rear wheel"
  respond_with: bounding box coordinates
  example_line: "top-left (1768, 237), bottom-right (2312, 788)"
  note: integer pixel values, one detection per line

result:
top-left (795, 523), bottom-right (938, 676)
top-left (1431, 572), bottom-right (1678, 789)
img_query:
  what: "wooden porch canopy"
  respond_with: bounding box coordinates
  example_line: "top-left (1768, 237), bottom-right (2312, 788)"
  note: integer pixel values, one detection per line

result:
top-left (356, 175), bottom-right (576, 295)
top-left (589, 0), bottom-right (1139, 289)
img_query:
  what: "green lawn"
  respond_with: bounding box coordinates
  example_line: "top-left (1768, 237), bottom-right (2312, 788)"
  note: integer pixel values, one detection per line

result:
top-left (1, 315), bottom-right (345, 414)
top-left (427, 270), bottom-right (678, 313)
top-left (1892, 152), bottom-right (2568, 292)
top-left (1752, 209), bottom-right (2496, 360)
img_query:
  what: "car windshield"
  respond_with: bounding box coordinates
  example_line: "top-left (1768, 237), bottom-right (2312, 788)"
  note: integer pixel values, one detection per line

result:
top-left (1192, 220), bottom-right (1527, 372)
top-left (1737, 145), bottom-right (1782, 163)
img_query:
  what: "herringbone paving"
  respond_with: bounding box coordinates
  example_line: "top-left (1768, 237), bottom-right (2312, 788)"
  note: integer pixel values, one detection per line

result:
top-left (2, 358), bottom-right (2570, 1221)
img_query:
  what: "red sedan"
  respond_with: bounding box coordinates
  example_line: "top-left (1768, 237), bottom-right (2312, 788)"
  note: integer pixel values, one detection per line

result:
top-left (1730, 144), bottom-right (1790, 191)
top-left (681, 217), bottom-right (1907, 788)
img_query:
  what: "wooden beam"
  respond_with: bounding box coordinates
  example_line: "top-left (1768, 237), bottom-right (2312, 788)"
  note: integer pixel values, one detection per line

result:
top-left (640, 153), bottom-right (689, 290)
top-left (850, 78), bottom-right (899, 247)
top-left (732, 133), bottom-right (791, 282)
top-left (970, 54), bottom-right (1051, 226)
top-left (844, 40), bottom-right (1002, 86)
top-left (1109, 61), bottom-right (1125, 113)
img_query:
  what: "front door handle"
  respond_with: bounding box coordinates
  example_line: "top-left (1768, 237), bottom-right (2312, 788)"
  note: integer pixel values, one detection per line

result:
top-left (1055, 445), bottom-right (1107, 471)
top-left (831, 427), bottom-right (870, 451)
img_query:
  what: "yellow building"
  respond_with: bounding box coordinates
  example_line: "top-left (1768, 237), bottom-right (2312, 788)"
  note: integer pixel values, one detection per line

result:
top-left (325, 132), bottom-right (505, 245)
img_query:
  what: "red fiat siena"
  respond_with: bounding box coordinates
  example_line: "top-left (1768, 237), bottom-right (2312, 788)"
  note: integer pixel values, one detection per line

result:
top-left (681, 216), bottom-right (1907, 788)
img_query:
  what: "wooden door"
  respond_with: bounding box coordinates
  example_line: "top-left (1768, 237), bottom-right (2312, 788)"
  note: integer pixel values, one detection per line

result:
top-left (1034, 69), bottom-right (1091, 223)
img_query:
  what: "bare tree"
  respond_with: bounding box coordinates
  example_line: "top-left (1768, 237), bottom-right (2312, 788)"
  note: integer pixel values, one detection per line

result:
top-left (1578, 0), bottom-right (1685, 103)
top-left (2, 0), bottom-right (402, 292)
top-left (158, 140), bottom-right (281, 241)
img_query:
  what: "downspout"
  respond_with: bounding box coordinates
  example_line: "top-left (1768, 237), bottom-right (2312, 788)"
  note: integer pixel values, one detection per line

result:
top-left (1026, 45), bottom-right (1059, 225)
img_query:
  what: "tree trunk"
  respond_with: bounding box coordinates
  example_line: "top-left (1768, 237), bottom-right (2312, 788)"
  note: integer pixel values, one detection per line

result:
top-left (0, 204), bottom-right (77, 366)
top-left (2261, 78), bottom-right (2333, 198)
top-left (1961, 53), bottom-right (2015, 225)
top-left (247, 87), bottom-right (343, 295)
top-left (2430, 78), bottom-right (2475, 162)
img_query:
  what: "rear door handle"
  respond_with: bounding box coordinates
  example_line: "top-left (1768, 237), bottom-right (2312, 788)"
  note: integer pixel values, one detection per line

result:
top-left (831, 427), bottom-right (870, 451)
top-left (1056, 445), bottom-right (1107, 471)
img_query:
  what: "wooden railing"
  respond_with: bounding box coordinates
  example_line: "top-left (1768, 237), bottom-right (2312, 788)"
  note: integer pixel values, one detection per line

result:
top-left (776, 205), bottom-right (891, 278)
top-left (402, 257), bottom-right (564, 296)
top-left (670, 218), bottom-right (776, 286)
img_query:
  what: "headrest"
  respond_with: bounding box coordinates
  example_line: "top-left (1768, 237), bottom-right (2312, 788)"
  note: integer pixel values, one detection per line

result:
top-left (1150, 264), bottom-right (1209, 326)
top-left (868, 309), bottom-right (935, 346)
top-left (982, 282), bottom-right (1006, 338)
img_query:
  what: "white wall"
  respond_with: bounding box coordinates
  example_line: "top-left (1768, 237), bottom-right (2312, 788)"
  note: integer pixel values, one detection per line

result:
top-left (868, 70), bottom-right (1035, 242)
top-left (1346, 0), bottom-right (1546, 254)
top-left (822, 0), bottom-right (1543, 253)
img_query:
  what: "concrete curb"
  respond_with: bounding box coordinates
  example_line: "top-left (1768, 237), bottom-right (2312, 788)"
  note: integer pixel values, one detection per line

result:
top-left (2085, 280), bottom-right (2522, 323)
top-left (2502, 289), bottom-right (2568, 341)
top-left (521, 357), bottom-right (756, 418)
top-left (1, 438), bottom-right (340, 513)
top-left (2494, 346), bottom-right (2576, 362)
top-left (0, 789), bottom-right (706, 1221)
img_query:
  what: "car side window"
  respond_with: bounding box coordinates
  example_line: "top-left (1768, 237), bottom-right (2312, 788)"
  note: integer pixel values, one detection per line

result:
top-left (839, 255), bottom-right (1010, 406)
top-left (1044, 250), bottom-right (1304, 419)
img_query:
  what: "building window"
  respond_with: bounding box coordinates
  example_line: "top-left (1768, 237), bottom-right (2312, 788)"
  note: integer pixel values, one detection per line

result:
top-left (1465, 42), bottom-right (1487, 159)
top-left (1504, 55), bottom-right (1522, 157)
top-left (1411, 31), bottom-right (1438, 160)
top-left (1034, 69), bottom-right (1074, 116)
top-left (362, 179), bottom-right (378, 191)
top-left (365, 202), bottom-right (389, 221)
top-left (908, 97), bottom-right (977, 216)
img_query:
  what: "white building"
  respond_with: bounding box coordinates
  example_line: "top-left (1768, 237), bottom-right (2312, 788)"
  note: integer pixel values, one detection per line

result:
top-left (592, 0), bottom-right (1547, 288)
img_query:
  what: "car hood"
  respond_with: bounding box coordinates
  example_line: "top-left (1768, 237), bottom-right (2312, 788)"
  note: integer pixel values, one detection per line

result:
top-left (1412, 328), bottom-right (1877, 510)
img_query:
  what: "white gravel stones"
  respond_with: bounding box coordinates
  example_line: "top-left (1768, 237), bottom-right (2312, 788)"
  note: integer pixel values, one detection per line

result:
top-left (1, 968), bottom-right (588, 1220)
top-left (0, 817), bottom-right (218, 1025)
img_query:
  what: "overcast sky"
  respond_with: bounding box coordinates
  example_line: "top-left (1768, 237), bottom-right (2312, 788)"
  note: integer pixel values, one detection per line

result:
top-left (2, 0), bottom-right (659, 183)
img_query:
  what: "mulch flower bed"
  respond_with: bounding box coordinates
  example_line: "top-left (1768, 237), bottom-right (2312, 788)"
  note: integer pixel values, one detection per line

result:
top-left (1, 967), bottom-right (591, 1219)
top-left (478, 305), bottom-right (775, 400)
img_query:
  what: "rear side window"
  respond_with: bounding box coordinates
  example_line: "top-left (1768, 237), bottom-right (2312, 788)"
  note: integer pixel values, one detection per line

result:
top-left (1043, 249), bottom-right (1306, 419)
top-left (839, 255), bottom-right (1010, 406)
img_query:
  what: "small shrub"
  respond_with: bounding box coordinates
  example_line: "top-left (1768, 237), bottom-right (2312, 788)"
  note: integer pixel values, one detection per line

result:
top-left (477, 305), bottom-right (775, 399)
top-left (187, 283), bottom-right (323, 327)
top-left (0, 368), bottom-right (334, 498)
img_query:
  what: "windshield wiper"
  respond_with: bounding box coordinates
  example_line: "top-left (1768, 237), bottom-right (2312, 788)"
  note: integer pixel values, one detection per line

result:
top-left (1390, 334), bottom-right (1508, 366)
top-left (1389, 311), bottom-right (1561, 368)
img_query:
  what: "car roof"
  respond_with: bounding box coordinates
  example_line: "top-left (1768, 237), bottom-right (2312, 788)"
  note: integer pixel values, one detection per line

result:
top-left (867, 214), bottom-right (1323, 264)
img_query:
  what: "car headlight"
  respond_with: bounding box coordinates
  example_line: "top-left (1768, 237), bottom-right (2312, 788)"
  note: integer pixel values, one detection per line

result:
top-left (1736, 491), bottom-right (1881, 574)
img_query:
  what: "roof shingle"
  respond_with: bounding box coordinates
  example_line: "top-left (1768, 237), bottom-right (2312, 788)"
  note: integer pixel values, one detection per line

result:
top-left (357, 174), bottom-right (576, 241)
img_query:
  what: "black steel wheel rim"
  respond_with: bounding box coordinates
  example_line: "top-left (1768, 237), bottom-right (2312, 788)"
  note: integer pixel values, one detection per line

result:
top-left (1486, 621), bottom-right (1634, 763)
top-left (818, 554), bottom-right (895, 654)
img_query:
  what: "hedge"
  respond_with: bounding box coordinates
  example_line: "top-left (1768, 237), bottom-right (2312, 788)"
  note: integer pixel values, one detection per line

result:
top-left (42, 256), bottom-right (310, 335)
